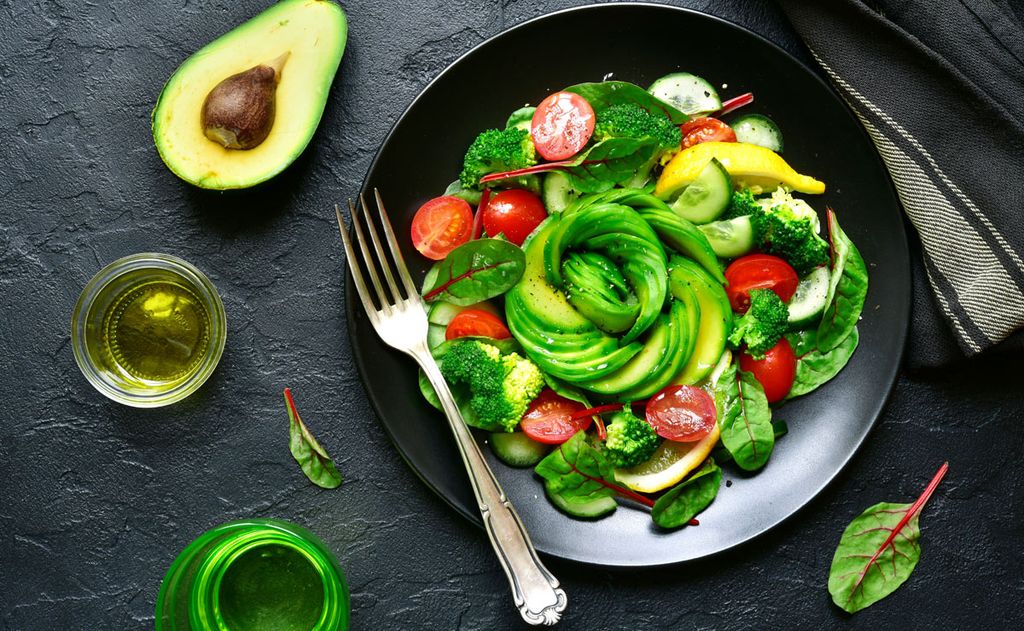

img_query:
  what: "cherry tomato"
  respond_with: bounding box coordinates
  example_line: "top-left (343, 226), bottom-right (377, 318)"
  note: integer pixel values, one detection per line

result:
top-left (679, 117), bottom-right (737, 149)
top-left (482, 189), bottom-right (548, 245)
top-left (645, 385), bottom-right (717, 442)
top-left (739, 338), bottom-right (796, 403)
top-left (520, 389), bottom-right (591, 445)
top-left (724, 254), bottom-right (799, 313)
top-left (445, 308), bottom-right (511, 341)
top-left (410, 196), bottom-right (473, 260)
top-left (531, 91), bottom-right (595, 161)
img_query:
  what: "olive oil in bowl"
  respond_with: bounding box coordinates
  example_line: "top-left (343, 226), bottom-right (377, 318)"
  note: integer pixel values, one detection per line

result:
top-left (72, 253), bottom-right (226, 406)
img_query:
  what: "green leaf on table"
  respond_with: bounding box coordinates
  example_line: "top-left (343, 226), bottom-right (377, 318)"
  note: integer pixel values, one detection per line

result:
top-left (565, 81), bottom-right (689, 124)
top-left (422, 238), bottom-right (525, 305)
top-left (828, 463), bottom-right (949, 613)
top-left (818, 211), bottom-right (868, 351)
top-left (284, 388), bottom-right (342, 489)
top-left (714, 363), bottom-right (774, 471)
top-left (652, 459), bottom-right (722, 529)
top-left (561, 138), bottom-right (661, 193)
top-left (786, 327), bottom-right (860, 399)
top-left (534, 431), bottom-right (618, 518)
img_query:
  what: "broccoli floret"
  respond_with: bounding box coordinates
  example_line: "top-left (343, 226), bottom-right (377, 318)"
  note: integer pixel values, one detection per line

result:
top-left (459, 127), bottom-right (537, 190)
top-left (721, 189), bottom-right (829, 275)
top-left (592, 103), bottom-right (682, 150)
top-left (440, 340), bottom-right (544, 432)
top-left (721, 188), bottom-right (762, 221)
top-left (728, 288), bottom-right (790, 357)
top-left (603, 408), bottom-right (659, 468)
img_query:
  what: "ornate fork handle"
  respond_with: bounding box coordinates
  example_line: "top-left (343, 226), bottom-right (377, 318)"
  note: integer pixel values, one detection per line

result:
top-left (418, 350), bottom-right (567, 626)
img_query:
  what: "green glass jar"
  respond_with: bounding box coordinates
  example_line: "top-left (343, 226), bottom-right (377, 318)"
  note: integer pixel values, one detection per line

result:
top-left (156, 519), bottom-right (349, 631)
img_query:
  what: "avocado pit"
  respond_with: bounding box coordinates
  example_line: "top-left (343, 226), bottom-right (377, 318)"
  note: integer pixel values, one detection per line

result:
top-left (201, 52), bottom-right (290, 150)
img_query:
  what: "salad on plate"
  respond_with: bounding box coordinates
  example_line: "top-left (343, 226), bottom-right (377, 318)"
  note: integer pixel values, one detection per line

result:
top-left (407, 73), bottom-right (868, 530)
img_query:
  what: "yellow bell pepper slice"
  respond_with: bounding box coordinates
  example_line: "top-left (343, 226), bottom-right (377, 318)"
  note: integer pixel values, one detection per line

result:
top-left (656, 141), bottom-right (826, 198)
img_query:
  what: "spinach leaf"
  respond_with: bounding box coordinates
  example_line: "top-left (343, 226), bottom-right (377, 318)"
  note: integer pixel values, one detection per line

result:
top-left (714, 363), bottom-right (775, 471)
top-left (561, 138), bottom-right (661, 193)
top-left (534, 431), bottom-right (618, 518)
top-left (565, 81), bottom-right (689, 124)
top-left (284, 389), bottom-right (342, 489)
top-left (818, 211), bottom-right (868, 352)
top-left (828, 463), bottom-right (948, 613)
top-left (422, 238), bottom-right (525, 305)
top-left (787, 327), bottom-right (860, 399)
top-left (786, 328), bottom-right (818, 356)
top-left (542, 373), bottom-right (592, 408)
top-left (711, 419), bottom-right (788, 464)
top-left (651, 459), bottom-right (722, 529)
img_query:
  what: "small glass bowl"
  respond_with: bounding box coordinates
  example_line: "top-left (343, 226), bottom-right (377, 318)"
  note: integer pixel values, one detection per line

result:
top-left (71, 253), bottom-right (227, 407)
top-left (155, 519), bottom-right (350, 631)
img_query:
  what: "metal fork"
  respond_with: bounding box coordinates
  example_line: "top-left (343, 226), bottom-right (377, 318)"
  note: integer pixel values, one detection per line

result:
top-left (336, 190), bottom-right (567, 626)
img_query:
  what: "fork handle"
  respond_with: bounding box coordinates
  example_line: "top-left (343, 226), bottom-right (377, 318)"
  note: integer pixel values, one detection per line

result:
top-left (418, 354), bottom-right (567, 626)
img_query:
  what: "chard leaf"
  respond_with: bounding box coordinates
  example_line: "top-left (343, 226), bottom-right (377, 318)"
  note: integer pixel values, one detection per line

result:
top-left (786, 328), bottom-right (818, 356)
top-left (787, 327), bottom-right (860, 399)
top-left (562, 138), bottom-right (661, 193)
top-left (565, 81), bottom-right (689, 124)
top-left (284, 389), bottom-right (342, 490)
top-left (422, 238), bottom-right (525, 305)
top-left (534, 431), bottom-right (618, 518)
top-left (651, 459), bottom-right (722, 529)
top-left (818, 211), bottom-right (868, 351)
top-left (828, 463), bottom-right (948, 613)
top-left (714, 363), bottom-right (774, 471)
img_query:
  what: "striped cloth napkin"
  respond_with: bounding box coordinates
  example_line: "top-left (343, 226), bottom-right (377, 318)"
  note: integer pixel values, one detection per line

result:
top-left (776, 0), bottom-right (1024, 366)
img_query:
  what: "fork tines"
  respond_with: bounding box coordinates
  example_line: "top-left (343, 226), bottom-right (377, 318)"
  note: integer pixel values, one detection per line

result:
top-left (335, 190), bottom-right (420, 316)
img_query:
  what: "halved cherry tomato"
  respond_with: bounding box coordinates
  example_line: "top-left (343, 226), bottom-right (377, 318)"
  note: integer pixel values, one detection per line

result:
top-left (482, 189), bottom-right (548, 245)
top-left (645, 385), bottom-right (717, 442)
top-left (410, 195), bottom-right (473, 260)
top-left (445, 309), bottom-right (511, 341)
top-left (739, 338), bottom-right (796, 403)
top-left (679, 117), bottom-right (736, 149)
top-left (531, 92), bottom-right (595, 161)
top-left (520, 389), bottom-right (590, 445)
top-left (724, 254), bottom-right (799, 313)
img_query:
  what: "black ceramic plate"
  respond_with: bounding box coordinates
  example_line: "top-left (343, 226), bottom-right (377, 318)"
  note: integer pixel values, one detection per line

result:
top-left (347, 4), bottom-right (909, 567)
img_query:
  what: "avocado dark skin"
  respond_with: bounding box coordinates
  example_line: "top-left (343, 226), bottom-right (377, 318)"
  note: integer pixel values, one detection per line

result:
top-left (201, 53), bottom-right (288, 150)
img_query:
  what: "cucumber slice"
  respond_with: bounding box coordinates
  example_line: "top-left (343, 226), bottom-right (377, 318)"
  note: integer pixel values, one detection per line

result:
top-left (669, 158), bottom-right (732, 224)
top-left (427, 323), bottom-right (447, 349)
top-left (427, 302), bottom-right (466, 326)
top-left (542, 171), bottom-right (579, 213)
top-left (489, 432), bottom-right (550, 467)
top-left (698, 216), bottom-right (755, 258)
top-left (731, 114), bottom-right (784, 153)
top-left (787, 266), bottom-right (830, 328)
top-left (648, 72), bottom-right (722, 115)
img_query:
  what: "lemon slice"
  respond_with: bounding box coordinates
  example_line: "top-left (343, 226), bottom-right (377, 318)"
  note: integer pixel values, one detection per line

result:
top-left (614, 426), bottom-right (721, 493)
top-left (655, 142), bottom-right (826, 197)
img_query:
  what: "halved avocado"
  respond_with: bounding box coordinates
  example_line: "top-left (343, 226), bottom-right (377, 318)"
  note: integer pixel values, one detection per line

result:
top-left (152, 0), bottom-right (347, 189)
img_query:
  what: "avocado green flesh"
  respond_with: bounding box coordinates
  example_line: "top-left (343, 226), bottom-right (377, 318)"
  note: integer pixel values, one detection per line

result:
top-left (562, 252), bottom-right (639, 334)
top-left (506, 190), bottom-right (730, 397)
top-left (581, 299), bottom-right (691, 398)
top-left (637, 206), bottom-right (724, 283)
top-left (669, 257), bottom-right (732, 385)
top-left (152, 0), bottom-right (347, 190)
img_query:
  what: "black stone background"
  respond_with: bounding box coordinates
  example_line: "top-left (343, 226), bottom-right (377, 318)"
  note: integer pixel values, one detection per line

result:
top-left (1, 0), bottom-right (1022, 629)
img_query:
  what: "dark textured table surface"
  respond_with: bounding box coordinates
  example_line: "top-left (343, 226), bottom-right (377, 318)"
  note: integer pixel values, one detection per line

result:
top-left (2, 1), bottom-right (1022, 629)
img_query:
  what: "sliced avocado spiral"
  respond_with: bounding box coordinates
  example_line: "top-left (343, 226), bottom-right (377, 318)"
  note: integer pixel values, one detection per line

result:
top-left (505, 188), bottom-right (724, 398)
